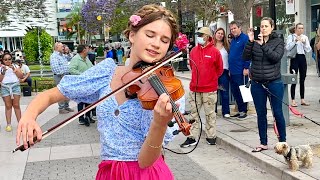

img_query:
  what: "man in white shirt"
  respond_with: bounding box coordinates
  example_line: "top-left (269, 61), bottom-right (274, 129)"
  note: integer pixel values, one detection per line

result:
top-left (16, 60), bottom-right (32, 87)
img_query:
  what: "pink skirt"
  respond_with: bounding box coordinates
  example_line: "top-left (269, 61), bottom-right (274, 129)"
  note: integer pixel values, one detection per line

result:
top-left (96, 156), bottom-right (174, 180)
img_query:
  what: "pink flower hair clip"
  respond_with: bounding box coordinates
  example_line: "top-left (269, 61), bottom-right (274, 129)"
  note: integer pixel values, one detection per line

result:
top-left (129, 15), bottom-right (141, 26)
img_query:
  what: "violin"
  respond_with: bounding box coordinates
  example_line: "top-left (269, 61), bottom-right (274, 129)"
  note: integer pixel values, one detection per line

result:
top-left (122, 62), bottom-right (191, 136)
top-left (13, 50), bottom-right (190, 152)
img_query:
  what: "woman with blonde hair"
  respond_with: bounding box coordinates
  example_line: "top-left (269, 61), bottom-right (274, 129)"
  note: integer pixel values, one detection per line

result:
top-left (214, 27), bottom-right (231, 118)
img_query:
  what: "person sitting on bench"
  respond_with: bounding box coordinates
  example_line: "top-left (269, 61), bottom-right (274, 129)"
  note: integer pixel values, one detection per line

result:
top-left (16, 59), bottom-right (32, 87)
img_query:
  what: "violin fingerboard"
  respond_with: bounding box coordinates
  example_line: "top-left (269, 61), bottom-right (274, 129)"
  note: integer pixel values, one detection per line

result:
top-left (148, 75), bottom-right (179, 113)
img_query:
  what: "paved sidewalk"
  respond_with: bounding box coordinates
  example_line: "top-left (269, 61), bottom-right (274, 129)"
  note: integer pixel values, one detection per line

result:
top-left (0, 94), bottom-right (78, 180)
top-left (175, 65), bottom-right (320, 180)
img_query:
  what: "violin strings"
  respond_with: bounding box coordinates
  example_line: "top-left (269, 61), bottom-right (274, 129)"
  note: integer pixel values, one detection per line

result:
top-left (149, 75), bottom-right (184, 123)
top-left (151, 75), bottom-right (180, 112)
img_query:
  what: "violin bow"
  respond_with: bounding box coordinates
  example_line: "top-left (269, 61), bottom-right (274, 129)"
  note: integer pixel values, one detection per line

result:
top-left (13, 51), bottom-right (183, 153)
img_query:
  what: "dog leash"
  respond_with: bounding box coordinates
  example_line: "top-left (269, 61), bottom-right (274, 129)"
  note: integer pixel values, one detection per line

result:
top-left (261, 83), bottom-right (320, 126)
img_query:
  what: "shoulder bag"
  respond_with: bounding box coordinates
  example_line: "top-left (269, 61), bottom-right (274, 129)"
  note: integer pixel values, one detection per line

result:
top-left (287, 35), bottom-right (297, 59)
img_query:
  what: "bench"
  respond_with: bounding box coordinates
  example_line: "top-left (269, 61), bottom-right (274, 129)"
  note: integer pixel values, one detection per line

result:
top-left (34, 79), bottom-right (55, 93)
top-left (20, 82), bottom-right (29, 88)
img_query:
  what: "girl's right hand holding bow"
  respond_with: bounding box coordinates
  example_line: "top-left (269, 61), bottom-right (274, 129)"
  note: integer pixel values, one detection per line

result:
top-left (16, 114), bottom-right (43, 150)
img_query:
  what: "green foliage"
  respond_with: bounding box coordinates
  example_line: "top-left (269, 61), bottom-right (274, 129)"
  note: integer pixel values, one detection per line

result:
top-left (22, 28), bottom-right (53, 64)
top-left (109, 1), bottom-right (131, 35)
top-left (22, 77), bottom-right (55, 92)
top-left (66, 6), bottom-right (86, 42)
top-left (97, 45), bottom-right (104, 57)
top-left (32, 77), bottom-right (55, 92)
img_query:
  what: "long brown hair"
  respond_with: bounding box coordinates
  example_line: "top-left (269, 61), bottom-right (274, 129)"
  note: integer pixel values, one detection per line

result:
top-left (214, 27), bottom-right (230, 52)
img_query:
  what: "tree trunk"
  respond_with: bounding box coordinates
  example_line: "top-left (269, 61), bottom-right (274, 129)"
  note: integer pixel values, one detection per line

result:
top-left (77, 23), bottom-right (81, 45)
top-left (226, 0), bottom-right (255, 33)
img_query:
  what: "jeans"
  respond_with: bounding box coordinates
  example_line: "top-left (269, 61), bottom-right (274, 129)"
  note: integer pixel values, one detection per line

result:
top-left (230, 74), bottom-right (248, 113)
top-left (22, 76), bottom-right (32, 87)
top-left (251, 79), bottom-right (286, 145)
top-left (218, 70), bottom-right (230, 115)
top-left (53, 74), bottom-right (70, 109)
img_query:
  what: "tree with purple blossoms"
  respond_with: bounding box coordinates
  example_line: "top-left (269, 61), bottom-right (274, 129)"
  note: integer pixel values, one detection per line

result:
top-left (81, 0), bottom-right (117, 35)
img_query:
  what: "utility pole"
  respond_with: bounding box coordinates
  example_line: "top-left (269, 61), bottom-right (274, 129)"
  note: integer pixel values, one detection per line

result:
top-left (178, 0), bottom-right (182, 32)
top-left (173, 0), bottom-right (189, 72)
top-left (269, 0), bottom-right (276, 30)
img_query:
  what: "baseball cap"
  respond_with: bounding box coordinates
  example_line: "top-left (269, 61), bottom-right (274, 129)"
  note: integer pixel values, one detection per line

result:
top-left (196, 27), bottom-right (212, 37)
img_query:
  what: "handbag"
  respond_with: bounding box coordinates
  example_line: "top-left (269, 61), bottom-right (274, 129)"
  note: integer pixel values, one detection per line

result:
top-left (239, 77), bottom-right (253, 102)
top-left (287, 35), bottom-right (297, 59)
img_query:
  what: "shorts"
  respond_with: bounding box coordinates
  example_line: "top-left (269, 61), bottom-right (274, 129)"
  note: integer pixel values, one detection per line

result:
top-left (1, 82), bottom-right (21, 97)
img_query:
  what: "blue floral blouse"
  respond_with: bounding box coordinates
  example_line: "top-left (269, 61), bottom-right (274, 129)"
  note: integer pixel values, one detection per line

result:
top-left (58, 59), bottom-right (183, 161)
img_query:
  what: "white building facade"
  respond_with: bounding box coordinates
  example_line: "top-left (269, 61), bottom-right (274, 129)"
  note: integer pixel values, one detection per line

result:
top-left (0, 0), bottom-right (58, 52)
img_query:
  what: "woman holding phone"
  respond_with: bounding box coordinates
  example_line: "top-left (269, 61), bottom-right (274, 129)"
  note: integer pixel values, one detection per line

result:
top-left (243, 17), bottom-right (286, 152)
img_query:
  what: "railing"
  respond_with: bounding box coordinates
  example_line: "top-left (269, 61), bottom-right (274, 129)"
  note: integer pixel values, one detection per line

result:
top-left (30, 69), bottom-right (53, 77)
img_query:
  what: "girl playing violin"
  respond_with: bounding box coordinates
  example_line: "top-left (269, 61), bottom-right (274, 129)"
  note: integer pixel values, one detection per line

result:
top-left (16, 4), bottom-right (179, 179)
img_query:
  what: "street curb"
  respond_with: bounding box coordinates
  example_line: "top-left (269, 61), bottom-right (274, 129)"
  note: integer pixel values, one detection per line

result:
top-left (216, 133), bottom-right (317, 180)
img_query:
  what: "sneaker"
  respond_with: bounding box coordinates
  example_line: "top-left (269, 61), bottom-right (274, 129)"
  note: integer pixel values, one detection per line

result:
top-left (180, 137), bottom-right (197, 148)
top-left (230, 113), bottom-right (240, 118)
top-left (92, 116), bottom-right (97, 120)
top-left (223, 114), bottom-right (231, 118)
top-left (5, 125), bottom-right (12, 132)
top-left (237, 112), bottom-right (248, 120)
top-left (59, 109), bottom-right (69, 114)
top-left (65, 107), bottom-right (74, 112)
top-left (78, 118), bottom-right (86, 125)
top-left (206, 137), bottom-right (216, 145)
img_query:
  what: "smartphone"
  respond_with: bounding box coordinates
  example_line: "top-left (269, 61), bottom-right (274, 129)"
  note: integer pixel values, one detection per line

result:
top-left (253, 26), bottom-right (260, 40)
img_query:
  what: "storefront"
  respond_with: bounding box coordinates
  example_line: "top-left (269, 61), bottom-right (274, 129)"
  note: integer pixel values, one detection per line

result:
top-left (252, 0), bottom-right (295, 37)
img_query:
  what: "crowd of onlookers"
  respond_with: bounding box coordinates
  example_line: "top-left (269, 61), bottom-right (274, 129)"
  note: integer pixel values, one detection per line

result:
top-left (180, 19), bottom-right (320, 153)
top-left (103, 42), bottom-right (130, 65)
top-left (49, 42), bottom-right (99, 127)
top-left (0, 40), bottom-right (131, 132)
